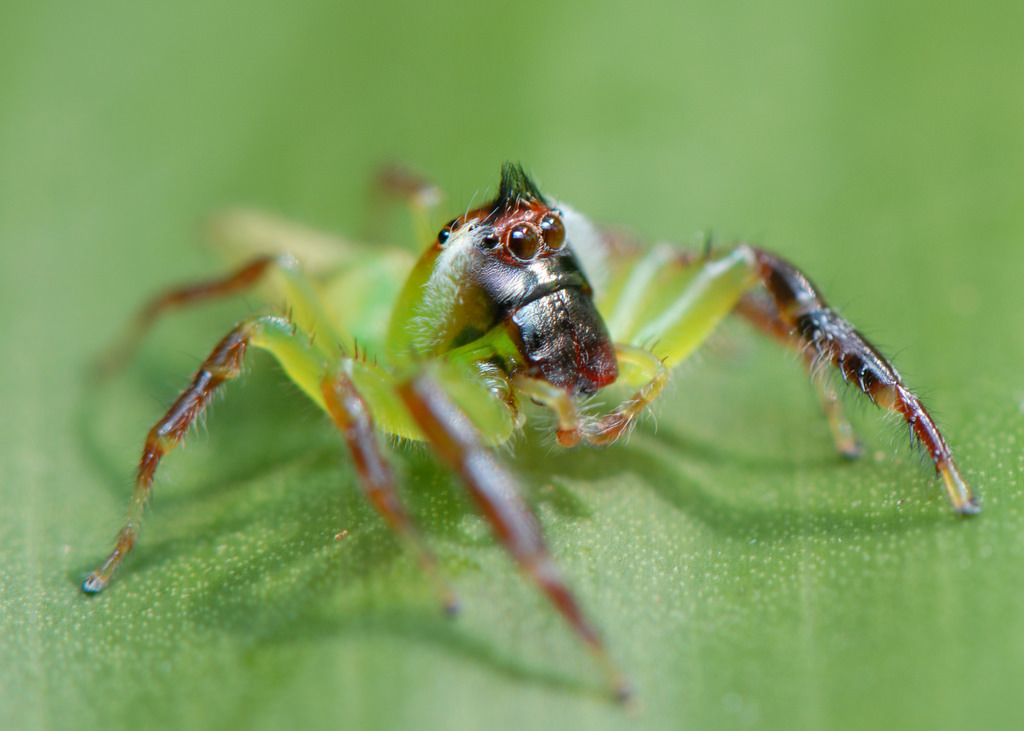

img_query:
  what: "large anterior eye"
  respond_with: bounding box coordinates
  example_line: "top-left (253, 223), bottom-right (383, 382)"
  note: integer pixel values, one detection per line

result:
top-left (539, 213), bottom-right (565, 250)
top-left (508, 223), bottom-right (541, 261)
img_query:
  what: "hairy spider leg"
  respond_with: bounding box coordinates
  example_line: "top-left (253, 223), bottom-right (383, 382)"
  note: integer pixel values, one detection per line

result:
top-left (321, 366), bottom-right (459, 614)
top-left (515, 247), bottom-right (757, 451)
top-left (745, 246), bottom-right (977, 513)
top-left (92, 256), bottom-right (276, 378)
top-left (83, 314), bottom-right (325, 592)
top-left (735, 292), bottom-right (863, 459)
top-left (208, 208), bottom-right (377, 275)
top-left (91, 300), bottom-right (626, 692)
top-left (597, 243), bottom-right (977, 514)
top-left (509, 246), bottom-right (753, 451)
top-left (84, 313), bottom-right (461, 605)
top-left (619, 246), bottom-right (761, 366)
top-left (207, 209), bottom-right (415, 353)
top-left (396, 370), bottom-right (632, 702)
top-left (93, 253), bottom-right (347, 378)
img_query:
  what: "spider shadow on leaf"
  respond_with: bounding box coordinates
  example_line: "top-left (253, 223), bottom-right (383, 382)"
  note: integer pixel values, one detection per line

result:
top-left (512, 394), bottom-right (948, 547)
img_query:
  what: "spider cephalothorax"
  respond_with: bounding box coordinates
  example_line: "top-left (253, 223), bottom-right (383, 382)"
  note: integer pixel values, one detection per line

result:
top-left (84, 162), bottom-right (978, 700)
top-left (394, 163), bottom-right (617, 394)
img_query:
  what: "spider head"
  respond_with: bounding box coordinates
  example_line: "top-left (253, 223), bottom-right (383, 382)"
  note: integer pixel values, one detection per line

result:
top-left (417, 163), bottom-right (589, 324)
top-left (390, 164), bottom-right (616, 394)
top-left (436, 163), bottom-right (567, 265)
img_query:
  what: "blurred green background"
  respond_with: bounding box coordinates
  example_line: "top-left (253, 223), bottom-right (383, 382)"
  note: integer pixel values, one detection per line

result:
top-left (3, 1), bottom-right (1023, 729)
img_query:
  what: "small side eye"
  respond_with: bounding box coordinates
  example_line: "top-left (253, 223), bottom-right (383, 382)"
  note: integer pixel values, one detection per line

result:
top-left (437, 218), bottom-right (458, 245)
top-left (508, 223), bottom-right (541, 261)
top-left (480, 229), bottom-right (500, 249)
top-left (539, 213), bottom-right (565, 250)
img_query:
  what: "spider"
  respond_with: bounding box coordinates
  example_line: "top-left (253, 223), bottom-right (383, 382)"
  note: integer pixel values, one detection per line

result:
top-left (83, 162), bottom-right (978, 700)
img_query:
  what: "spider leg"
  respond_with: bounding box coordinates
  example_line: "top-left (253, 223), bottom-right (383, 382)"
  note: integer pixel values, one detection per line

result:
top-left (94, 254), bottom-right (344, 378)
top-left (84, 314), bottom-right (329, 592)
top-left (595, 243), bottom-right (976, 513)
top-left (366, 163), bottom-right (444, 249)
top-left (396, 370), bottom-right (631, 701)
top-left (93, 256), bottom-right (275, 378)
top-left (207, 208), bottom-right (372, 275)
top-left (88, 304), bottom-right (466, 612)
top-left (620, 246), bottom-right (761, 366)
top-left (321, 367), bottom-right (459, 614)
top-left (736, 291), bottom-right (864, 459)
top-left (745, 246), bottom-right (978, 513)
top-left (520, 246), bottom-right (757, 448)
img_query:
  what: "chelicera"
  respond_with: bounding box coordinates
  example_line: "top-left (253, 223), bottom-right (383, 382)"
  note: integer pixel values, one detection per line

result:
top-left (84, 163), bottom-right (978, 700)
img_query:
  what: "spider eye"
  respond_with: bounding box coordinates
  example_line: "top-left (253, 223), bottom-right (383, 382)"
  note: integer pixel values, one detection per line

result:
top-left (480, 229), bottom-right (500, 249)
top-left (437, 218), bottom-right (458, 245)
top-left (508, 223), bottom-right (541, 261)
top-left (539, 213), bottom-right (565, 250)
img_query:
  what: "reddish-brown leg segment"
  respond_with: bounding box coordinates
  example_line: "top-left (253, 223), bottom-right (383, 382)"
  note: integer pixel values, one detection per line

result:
top-left (747, 246), bottom-right (978, 514)
top-left (736, 291), bottom-right (864, 459)
top-left (83, 319), bottom-right (259, 592)
top-left (396, 372), bottom-right (631, 701)
top-left (321, 369), bottom-right (459, 614)
top-left (93, 256), bottom-right (275, 378)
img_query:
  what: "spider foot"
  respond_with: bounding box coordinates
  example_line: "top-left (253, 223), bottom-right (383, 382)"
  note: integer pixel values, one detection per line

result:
top-left (942, 464), bottom-right (980, 515)
top-left (81, 573), bottom-right (109, 594)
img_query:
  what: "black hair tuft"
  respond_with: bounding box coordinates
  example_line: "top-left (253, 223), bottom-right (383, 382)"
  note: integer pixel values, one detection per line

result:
top-left (492, 162), bottom-right (546, 213)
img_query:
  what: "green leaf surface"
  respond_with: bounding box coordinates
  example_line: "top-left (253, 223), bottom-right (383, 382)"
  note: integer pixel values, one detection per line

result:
top-left (3, 1), bottom-right (1024, 729)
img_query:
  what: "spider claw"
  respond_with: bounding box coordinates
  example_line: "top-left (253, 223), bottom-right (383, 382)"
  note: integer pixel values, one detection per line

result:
top-left (941, 464), bottom-right (980, 515)
top-left (81, 573), bottom-right (108, 594)
top-left (838, 438), bottom-right (865, 460)
top-left (957, 497), bottom-right (982, 516)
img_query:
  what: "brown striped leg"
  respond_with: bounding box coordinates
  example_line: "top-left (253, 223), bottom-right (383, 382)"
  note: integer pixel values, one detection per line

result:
top-left (320, 369), bottom-right (459, 614)
top-left (396, 372), bottom-right (631, 702)
top-left (94, 257), bottom-right (276, 378)
top-left (747, 246), bottom-right (978, 514)
top-left (736, 291), bottom-right (864, 459)
top-left (83, 319), bottom-right (261, 593)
